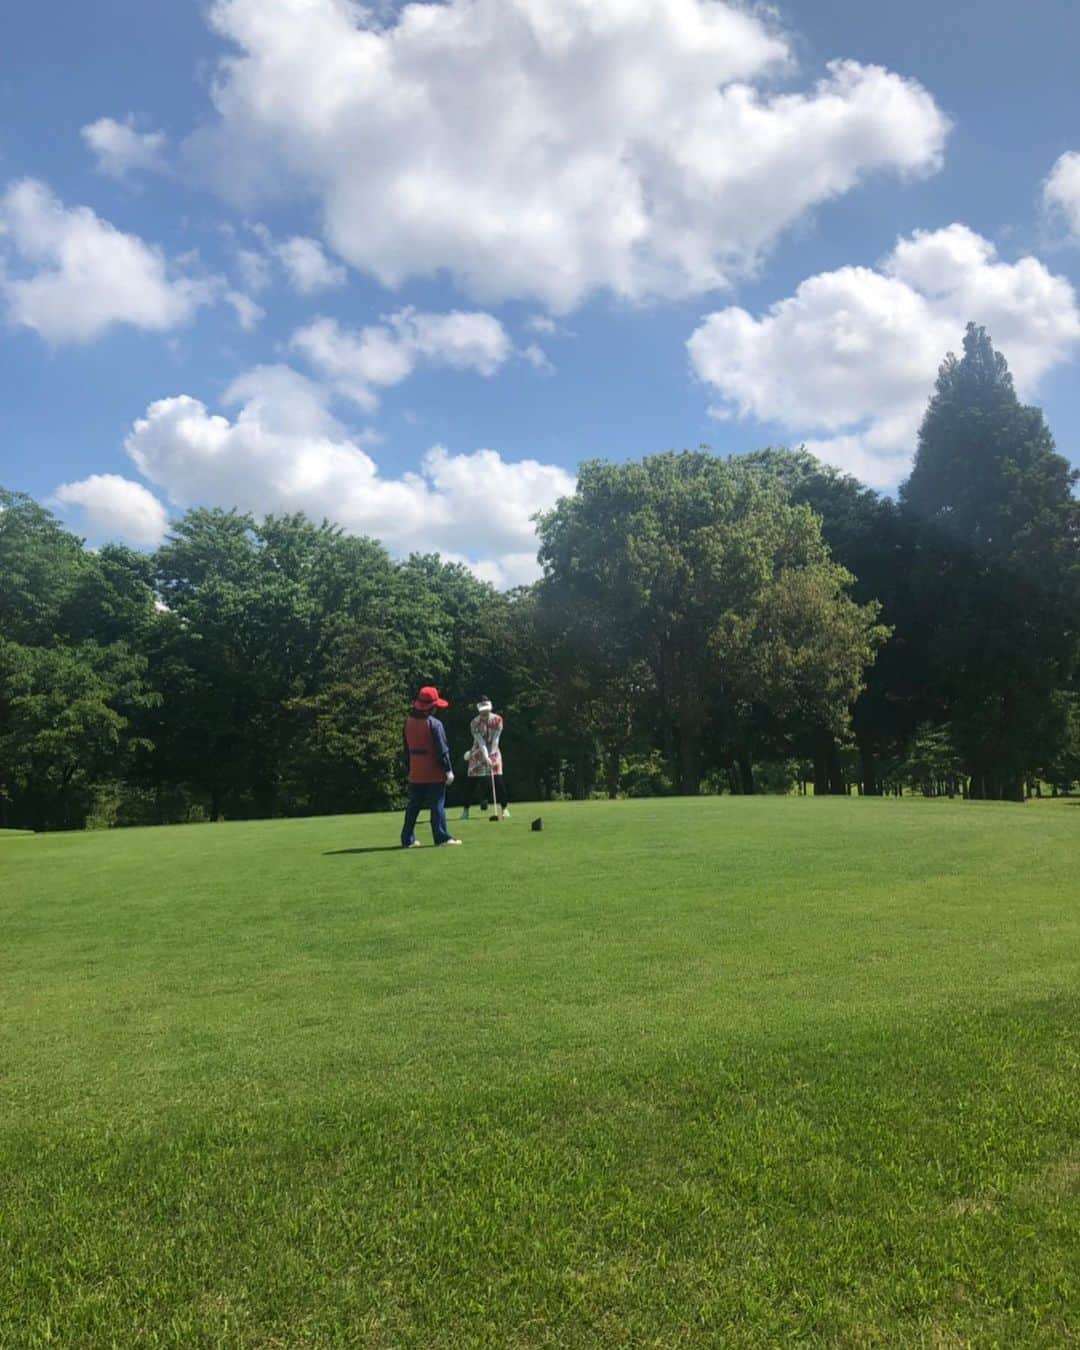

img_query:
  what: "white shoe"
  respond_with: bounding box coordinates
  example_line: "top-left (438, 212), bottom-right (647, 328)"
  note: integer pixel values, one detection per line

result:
top-left (402, 841), bottom-right (421, 849)
top-left (501, 808), bottom-right (511, 819)
top-left (460, 810), bottom-right (470, 821)
top-left (437, 837), bottom-right (463, 847)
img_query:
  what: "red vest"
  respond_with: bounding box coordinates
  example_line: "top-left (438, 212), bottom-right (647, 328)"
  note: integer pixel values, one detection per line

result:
top-left (405, 713), bottom-right (444, 784)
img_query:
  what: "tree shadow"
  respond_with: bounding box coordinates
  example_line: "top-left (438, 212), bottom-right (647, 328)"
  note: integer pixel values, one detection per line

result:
top-left (323, 846), bottom-right (413, 857)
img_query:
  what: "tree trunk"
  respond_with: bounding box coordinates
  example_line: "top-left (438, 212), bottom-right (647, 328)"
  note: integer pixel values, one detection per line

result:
top-left (737, 752), bottom-right (755, 796)
top-left (572, 749), bottom-right (588, 800)
top-left (255, 781), bottom-right (277, 819)
top-left (822, 732), bottom-right (846, 795)
top-left (604, 742), bottom-right (621, 800)
top-left (677, 723), bottom-right (701, 796)
top-left (813, 732), bottom-right (829, 797)
top-left (858, 740), bottom-right (880, 796)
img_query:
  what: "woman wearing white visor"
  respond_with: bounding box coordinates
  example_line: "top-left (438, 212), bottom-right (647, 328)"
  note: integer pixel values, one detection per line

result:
top-left (460, 697), bottom-right (510, 820)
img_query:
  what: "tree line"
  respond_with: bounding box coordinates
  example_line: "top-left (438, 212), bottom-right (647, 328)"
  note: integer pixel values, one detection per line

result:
top-left (2, 324), bottom-right (1078, 831)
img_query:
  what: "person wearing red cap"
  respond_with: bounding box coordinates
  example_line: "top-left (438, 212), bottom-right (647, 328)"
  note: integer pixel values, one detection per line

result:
top-left (401, 686), bottom-right (461, 848)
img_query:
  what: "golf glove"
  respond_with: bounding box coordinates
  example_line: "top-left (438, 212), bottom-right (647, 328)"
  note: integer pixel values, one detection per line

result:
top-left (445, 770), bottom-right (455, 785)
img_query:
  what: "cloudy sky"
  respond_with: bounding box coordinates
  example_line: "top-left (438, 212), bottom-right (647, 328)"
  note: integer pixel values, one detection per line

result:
top-left (3, 0), bottom-right (1080, 586)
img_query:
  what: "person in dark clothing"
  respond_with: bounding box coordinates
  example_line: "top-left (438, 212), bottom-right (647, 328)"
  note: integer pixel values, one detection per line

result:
top-left (401, 685), bottom-right (461, 848)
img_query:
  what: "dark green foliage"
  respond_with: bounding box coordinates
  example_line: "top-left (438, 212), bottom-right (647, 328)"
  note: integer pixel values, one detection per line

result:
top-left (0, 490), bottom-right (161, 829)
top-left (900, 324), bottom-right (1080, 798)
top-left (0, 488), bottom-right (91, 645)
top-left (148, 512), bottom-right (448, 819)
top-left (0, 638), bottom-right (157, 830)
top-left (2, 320), bottom-right (1078, 824)
top-left (536, 452), bottom-right (887, 795)
top-left (903, 324), bottom-right (1080, 571)
top-left (1040, 692), bottom-right (1080, 795)
top-left (901, 723), bottom-right (965, 797)
top-left (739, 449), bottom-right (925, 795)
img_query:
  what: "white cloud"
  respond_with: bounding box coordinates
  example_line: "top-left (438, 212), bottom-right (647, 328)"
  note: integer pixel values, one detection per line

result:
top-left (291, 307), bottom-right (513, 409)
top-left (0, 179), bottom-right (214, 343)
top-left (520, 342), bottom-right (555, 375)
top-left (195, 0), bottom-right (948, 310)
top-left (443, 550), bottom-right (544, 591)
top-left (82, 116), bottom-right (168, 178)
top-left (225, 289), bottom-right (264, 330)
top-left (688, 224), bottom-right (1080, 487)
top-left (123, 365), bottom-right (574, 584)
top-left (235, 245), bottom-right (272, 293)
top-left (1043, 151), bottom-right (1080, 244)
top-left (235, 224), bottom-right (346, 295)
top-left (527, 316), bottom-right (560, 337)
top-left (52, 473), bottom-right (169, 548)
top-left (274, 235), bottom-right (346, 293)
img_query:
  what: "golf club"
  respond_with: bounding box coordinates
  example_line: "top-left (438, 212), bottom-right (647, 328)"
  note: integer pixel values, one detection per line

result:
top-left (489, 762), bottom-right (500, 822)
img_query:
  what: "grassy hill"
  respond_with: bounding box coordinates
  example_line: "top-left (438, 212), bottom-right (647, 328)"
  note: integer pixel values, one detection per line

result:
top-left (2, 798), bottom-right (1078, 1346)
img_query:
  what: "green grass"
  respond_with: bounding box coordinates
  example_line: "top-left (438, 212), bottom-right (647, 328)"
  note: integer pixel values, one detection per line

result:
top-left (2, 797), bottom-right (1079, 1347)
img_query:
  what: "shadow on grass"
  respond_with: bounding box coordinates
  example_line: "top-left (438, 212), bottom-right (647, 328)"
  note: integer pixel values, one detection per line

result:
top-left (324, 846), bottom-right (410, 857)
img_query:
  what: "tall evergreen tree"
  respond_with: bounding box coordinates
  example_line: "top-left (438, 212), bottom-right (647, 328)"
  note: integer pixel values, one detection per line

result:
top-left (899, 324), bottom-right (1080, 799)
top-left (903, 323), bottom-right (1080, 571)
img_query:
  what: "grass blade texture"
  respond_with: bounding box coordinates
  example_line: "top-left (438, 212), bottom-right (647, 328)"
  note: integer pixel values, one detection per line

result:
top-left (2, 797), bottom-right (1078, 1346)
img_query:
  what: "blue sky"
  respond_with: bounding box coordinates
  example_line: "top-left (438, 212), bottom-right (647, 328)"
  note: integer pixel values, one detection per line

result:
top-left (2, 0), bottom-right (1079, 585)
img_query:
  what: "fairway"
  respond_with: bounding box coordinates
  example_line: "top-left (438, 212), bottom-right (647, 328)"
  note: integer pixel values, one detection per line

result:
top-left (2, 798), bottom-right (1078, 1347)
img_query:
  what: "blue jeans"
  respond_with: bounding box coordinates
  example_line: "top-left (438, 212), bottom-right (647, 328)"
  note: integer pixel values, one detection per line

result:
top-left (401, 782), bottom-right (452, 846)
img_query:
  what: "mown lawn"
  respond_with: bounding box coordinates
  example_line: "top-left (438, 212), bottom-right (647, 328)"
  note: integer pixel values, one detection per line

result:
top-left (1, 797), bottom-right (1078, 1347)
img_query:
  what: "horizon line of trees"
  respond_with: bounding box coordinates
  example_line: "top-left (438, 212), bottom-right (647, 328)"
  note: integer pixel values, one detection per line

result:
top-left (2, 323), bottom-right (1078, 831)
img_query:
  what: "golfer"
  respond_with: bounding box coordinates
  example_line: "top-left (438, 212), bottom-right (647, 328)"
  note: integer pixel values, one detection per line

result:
top-left (461, 697), bottom-right (509, 821)
top-left (401, 686), bottom-right (461, 848)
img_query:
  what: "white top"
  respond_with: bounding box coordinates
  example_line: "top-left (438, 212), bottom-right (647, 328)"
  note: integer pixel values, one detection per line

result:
top-left (466, 712), bottom-right (504, 776)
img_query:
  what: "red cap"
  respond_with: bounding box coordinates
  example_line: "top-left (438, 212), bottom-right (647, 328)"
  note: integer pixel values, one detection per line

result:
top-left (414, 685), bottom-right (449, 710)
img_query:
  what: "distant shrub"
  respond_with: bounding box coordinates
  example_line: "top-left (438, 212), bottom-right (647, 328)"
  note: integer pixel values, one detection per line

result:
top-left (621, 752), bottom-right (673, 798)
